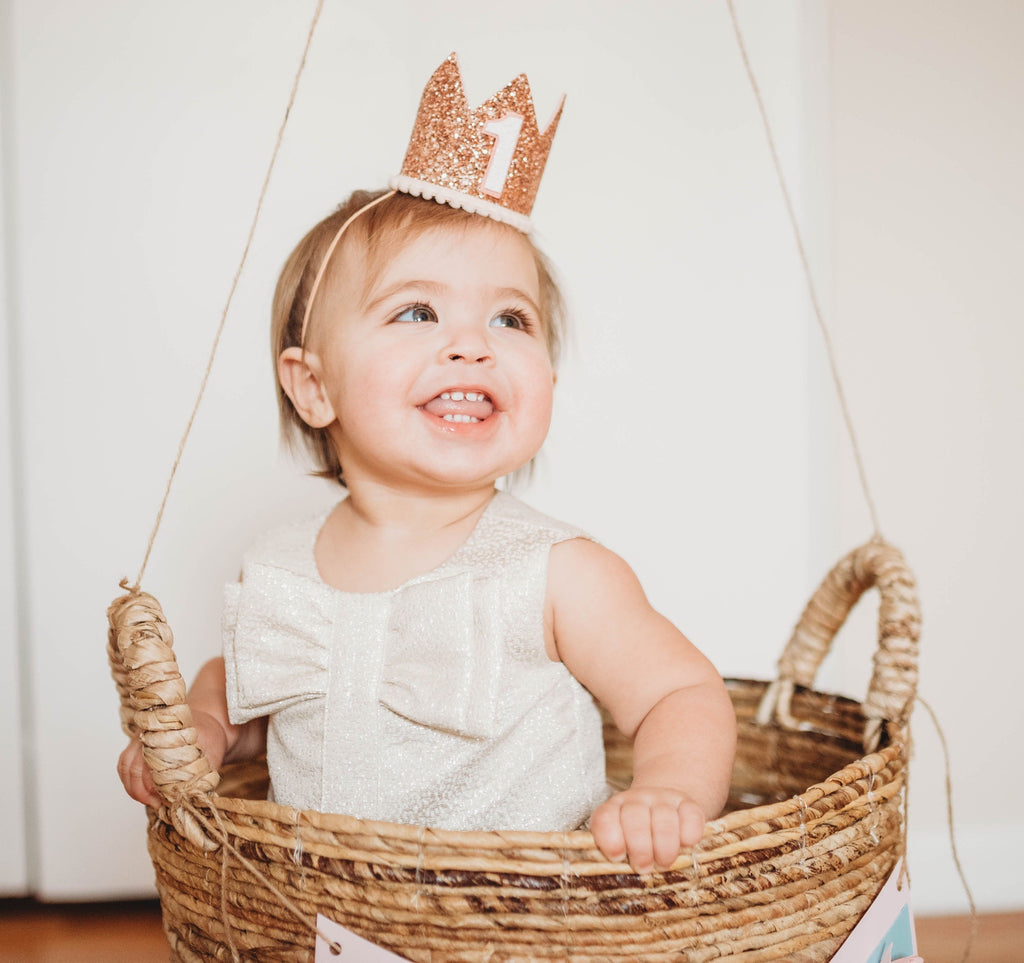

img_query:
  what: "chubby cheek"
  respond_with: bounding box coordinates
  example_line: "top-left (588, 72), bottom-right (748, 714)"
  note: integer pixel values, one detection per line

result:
top-left (513, 364), bottom-right (556, 446)
top-left (329, 350), bottom-right (408, 420)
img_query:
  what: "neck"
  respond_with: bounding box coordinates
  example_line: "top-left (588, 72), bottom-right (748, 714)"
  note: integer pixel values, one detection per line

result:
top-left (341, 480), bottom-right (498, 536)
top-left (316, 481), bottom-right (500, 593)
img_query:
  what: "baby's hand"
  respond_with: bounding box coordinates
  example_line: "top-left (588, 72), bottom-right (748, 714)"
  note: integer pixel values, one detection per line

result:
top-left (590, 787), bottom-right (706, 873)
top-left (117, 736), bottom-right (162, 808)
top-left (116, 706), bottom-right (233, 809)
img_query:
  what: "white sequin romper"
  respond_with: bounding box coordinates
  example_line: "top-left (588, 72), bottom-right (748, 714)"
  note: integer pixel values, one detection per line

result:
top-left (223, 491), bottom-right (609, 832)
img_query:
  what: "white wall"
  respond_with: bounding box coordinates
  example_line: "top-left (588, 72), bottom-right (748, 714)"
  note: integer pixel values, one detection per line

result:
top-left (827, 0), bottom-right (1024, 914)
top-left (8, 0), bottom-right (1013, 919)
top-left (4, 0), bottom-right (825, 900)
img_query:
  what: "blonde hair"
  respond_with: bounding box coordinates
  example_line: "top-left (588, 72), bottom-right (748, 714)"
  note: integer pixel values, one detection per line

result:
top-left (272, 190), bottom-right (567, 483)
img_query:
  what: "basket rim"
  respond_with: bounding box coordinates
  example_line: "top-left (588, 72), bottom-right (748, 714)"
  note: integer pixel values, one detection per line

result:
top-left (184, 694), bottom-right (905, 877)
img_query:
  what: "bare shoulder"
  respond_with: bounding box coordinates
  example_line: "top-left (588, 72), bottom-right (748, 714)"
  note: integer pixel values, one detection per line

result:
top-left (543, 537), bottom-right (647, 665)
top-left (546, 538), bottom-right (664, 658)
top-left (548, 537), bottom-right (648, 605)
top-left (546, 537), bottom-right (720, 736)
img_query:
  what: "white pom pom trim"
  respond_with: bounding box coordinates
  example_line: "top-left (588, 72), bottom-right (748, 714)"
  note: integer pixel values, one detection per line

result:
top-left (388, 175), bottom-right (533, 234)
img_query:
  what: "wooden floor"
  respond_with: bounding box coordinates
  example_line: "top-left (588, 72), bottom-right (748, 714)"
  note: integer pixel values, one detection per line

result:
top-left (0, 898), bottom-right (1019, 961)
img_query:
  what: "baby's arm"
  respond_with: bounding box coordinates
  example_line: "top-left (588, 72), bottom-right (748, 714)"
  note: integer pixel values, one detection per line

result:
top-left (547, 539), bottom-right (737, 873)
top-left (117, 656), bottom-right (267, 807)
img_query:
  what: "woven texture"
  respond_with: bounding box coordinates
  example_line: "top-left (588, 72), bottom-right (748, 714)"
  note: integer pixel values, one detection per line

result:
top-left (107, 539), bottom-right (919, 961)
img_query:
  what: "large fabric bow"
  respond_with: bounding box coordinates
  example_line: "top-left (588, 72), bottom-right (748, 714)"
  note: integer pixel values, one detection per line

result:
top-left (379, 569), bottom-right (503, 740)
top-left (224, 563), bottom-right (337, 722)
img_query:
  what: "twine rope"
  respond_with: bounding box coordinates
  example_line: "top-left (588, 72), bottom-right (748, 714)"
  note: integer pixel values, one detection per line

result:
top-left (899, 729), bottom-right (911, 890)
top-left (132, 0), bottom-right (326, 590)
top-left (183, 794), bottom-right (343, 955)
top-left (725, 0), bottom-right (881, 536)
top-left (917, 696), bottom-right (978, 963)
top-left (217, 808), bottom-right (241, 963)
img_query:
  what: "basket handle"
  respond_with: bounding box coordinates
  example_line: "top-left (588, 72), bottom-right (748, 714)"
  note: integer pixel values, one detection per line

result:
top-left (108, 586), bottom-right (220, 848)
top-left (756, 538), bottom-right (920, 752)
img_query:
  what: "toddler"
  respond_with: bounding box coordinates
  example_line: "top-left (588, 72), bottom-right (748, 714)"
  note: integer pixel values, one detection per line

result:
top-left (119, 55), bottom-right (736, 874)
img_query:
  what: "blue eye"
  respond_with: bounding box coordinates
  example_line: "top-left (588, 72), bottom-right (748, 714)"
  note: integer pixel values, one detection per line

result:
top-left (395, 305), bottom-right (436, 323)
top-left (489, 311), bottom-right (529, 330)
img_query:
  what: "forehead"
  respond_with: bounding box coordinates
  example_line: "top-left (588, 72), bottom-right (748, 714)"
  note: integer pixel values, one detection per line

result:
top-left (333, 217), bottom-right (540, 306)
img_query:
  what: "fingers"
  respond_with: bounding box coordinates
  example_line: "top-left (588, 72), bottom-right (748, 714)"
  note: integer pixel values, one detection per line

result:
top-left (117, 738), bottom-right (162, 808)
top-left (651, 799), bottom-right (684, 869)
top-left (591, 791), bottom-right (706, 873)
top-left (619, 797), bottom-right (658, 872)
top-left (678, 801), bottom-right (706, 849)
top-left (589, 797), bottom-right (627, 863)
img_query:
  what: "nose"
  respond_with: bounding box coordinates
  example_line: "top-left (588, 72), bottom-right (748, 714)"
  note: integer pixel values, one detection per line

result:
top-left (446, 348), bottom-right (492, 363)
top-left (441, 321), bottom-right (494, 365)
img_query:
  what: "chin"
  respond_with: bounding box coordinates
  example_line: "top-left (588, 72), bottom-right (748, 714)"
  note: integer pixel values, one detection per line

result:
top-left (409, 460), bottom-right (516, 491)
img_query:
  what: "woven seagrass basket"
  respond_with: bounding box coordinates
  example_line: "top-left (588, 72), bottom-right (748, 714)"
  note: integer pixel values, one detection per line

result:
top-left (107, 538), bottom-right (919, 962)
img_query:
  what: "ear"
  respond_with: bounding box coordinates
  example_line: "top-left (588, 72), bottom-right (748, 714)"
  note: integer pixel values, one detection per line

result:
top-left (278, 347), bottom-right (336, 429)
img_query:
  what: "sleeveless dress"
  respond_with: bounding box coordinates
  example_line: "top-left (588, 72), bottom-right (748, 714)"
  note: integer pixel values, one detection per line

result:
top-left (222, 491), bottom-right (609, 832)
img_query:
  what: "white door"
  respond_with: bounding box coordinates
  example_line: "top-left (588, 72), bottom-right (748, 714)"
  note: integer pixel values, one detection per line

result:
top-left (0, 389), bottom-right (28, 901)
top-left (0, 59), bottom-right (29, 894)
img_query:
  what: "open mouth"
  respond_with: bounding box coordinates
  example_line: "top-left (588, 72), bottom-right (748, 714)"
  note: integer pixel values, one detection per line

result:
top-left (421, 389), bottom-right (495, 424)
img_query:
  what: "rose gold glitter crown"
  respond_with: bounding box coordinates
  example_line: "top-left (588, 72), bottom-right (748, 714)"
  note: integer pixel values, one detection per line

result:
top-left (389, 53), bottom-right (564, 233)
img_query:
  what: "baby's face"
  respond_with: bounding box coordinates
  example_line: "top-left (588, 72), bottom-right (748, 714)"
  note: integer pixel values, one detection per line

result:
top-left (312, 219), bottom-right (555, 494)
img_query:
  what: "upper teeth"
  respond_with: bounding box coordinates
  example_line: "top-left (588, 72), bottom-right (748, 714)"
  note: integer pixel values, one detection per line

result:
top-left (440, 391), bottom-right (486, 402)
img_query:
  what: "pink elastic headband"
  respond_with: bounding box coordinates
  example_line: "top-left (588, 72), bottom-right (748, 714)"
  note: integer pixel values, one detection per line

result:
top-left (298, 189), bottom-right (396, 348)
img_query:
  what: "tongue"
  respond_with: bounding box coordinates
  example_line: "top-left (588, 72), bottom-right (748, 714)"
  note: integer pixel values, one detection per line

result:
top-left (423, 394), bottom-right (495, 420)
